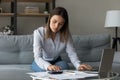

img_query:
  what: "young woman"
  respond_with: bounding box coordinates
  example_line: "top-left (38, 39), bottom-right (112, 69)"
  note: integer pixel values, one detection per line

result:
top-left (31, 7), bottom-right (92, 72)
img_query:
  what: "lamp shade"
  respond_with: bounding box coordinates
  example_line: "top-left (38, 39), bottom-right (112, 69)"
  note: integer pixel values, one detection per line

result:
top-left (105, 10), bottom-right (120, 27)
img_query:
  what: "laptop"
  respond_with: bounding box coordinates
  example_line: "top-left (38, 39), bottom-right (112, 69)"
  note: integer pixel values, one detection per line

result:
top-left (85, 49), bottom-right (115, 78)
top-left (98, 48), bottom-right (115, 77)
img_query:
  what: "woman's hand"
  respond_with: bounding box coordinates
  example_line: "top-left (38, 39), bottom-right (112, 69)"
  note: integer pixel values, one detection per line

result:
top-left (47, 65), bottom-right (61, 71)
top-left (78, 64), bottom-right (92, 71)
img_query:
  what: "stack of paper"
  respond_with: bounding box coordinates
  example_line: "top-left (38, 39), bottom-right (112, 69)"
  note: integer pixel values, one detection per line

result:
top-left (27, 70), bottom-right (98, 80)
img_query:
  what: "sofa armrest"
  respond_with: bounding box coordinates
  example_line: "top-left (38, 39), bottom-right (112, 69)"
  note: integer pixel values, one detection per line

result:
top-left (113, 52), bottom-right (120, 64)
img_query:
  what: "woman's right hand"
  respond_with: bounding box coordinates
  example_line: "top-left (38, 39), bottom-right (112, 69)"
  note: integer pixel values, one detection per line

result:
top-left (47, 65), bottom-right (61, 71)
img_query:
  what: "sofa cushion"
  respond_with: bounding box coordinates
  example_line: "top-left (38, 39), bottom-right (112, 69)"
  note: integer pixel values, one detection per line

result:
top-left (73, 34), bottom-right (110, 62)
top-left (0, 35), bottom-right (34, 64)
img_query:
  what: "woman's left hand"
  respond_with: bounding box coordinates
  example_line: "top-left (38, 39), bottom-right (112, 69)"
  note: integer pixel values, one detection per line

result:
top-left (78, 64), bottom-right (92, 71)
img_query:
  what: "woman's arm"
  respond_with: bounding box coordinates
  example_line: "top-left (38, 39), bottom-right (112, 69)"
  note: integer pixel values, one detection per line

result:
top-left (66, 34), bottom-right (81, 70)
top-left (66, 34), bottom-right (92, 71)
top-left (33, 29), bottom-right (51, 70)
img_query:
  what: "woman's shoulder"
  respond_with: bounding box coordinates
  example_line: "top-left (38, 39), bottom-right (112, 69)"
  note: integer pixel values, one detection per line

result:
top-left (35, 26), bottom-right (44, 31)
top-left (34, 26), bottom-right (45, 36)
top-left (35, 26), bottom-right (45, 32)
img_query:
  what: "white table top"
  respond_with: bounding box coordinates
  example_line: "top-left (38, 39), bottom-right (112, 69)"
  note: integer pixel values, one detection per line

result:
top-left (27, 70), bottom-right (119, 80)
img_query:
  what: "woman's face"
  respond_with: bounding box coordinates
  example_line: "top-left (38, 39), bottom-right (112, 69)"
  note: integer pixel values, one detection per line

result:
top-left (50, 15), bottom-right (65, 33)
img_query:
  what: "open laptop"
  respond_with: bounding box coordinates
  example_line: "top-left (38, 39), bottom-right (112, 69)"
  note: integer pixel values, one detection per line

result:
top-left (85, 49), bottom-right (115, 78)
top-left (98, 48), bottom-right (115, 77)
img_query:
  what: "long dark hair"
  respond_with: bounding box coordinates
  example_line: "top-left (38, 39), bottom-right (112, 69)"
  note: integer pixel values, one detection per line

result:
top-left (45, 7), bottom-right (70, 42)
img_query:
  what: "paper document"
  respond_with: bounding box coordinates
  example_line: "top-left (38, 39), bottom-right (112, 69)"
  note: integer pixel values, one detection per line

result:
top-left (27, 70), bottom-right (98, 80)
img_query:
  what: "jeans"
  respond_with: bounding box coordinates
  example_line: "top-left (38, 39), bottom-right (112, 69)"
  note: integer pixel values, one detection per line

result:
top-left (31, 57), bottom-right (69, 72)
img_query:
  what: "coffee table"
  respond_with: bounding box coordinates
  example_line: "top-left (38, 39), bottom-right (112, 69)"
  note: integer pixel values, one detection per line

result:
top-left (28, 70), bottom-right (119, 80)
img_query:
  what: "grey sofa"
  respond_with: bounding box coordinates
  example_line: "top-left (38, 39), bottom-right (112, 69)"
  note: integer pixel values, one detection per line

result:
top-left (0, 34), bottom-right (119, 80)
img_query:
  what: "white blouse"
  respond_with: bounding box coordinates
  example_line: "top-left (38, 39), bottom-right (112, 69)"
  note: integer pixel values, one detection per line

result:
top-left (33, 27), bottom-right (81, 70)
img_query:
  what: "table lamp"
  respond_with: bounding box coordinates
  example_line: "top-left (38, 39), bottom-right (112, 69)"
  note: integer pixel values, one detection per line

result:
top-left (105, 10), bottom-right (120, 51)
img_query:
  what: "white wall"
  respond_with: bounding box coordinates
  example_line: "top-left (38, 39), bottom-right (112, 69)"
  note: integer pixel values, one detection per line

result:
top-left (1, 0), bottom-right (120, 35)
top-left (56, 0), bottom-right (120, 36)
